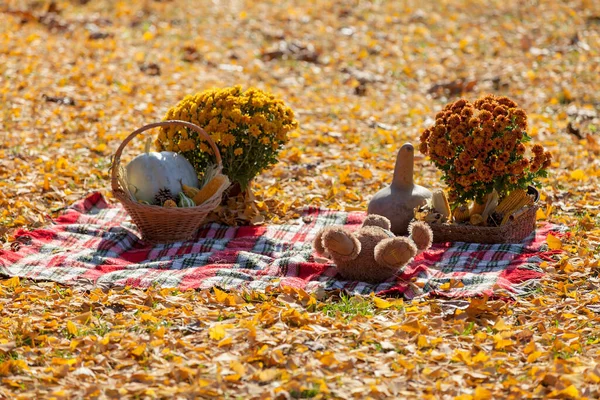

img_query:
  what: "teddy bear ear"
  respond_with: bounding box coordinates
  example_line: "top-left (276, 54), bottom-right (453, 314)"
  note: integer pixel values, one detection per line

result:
top-left (408, 221), bottom-right (433, 251)
top-left (363, 214), bottom-right (391, 230)
top-left (313, 227), bottom-right (330, 255)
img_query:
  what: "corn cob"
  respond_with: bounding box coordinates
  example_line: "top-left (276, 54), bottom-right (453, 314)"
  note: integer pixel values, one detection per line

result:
top-left (496, 189), bottom-right (528, 214)
top-left (182, 183), bottom-right (200, 199)
top-left (469, 213), bottom-right (484, 226)
top-left (509, 196), bottom-right (532, 215)
top-left (163, 199), bottom-right (177, 208)
top-left (453, 205), bottom-right (470, 223)
top-left (431, 189), bottom-right (451, 222)
top-left (193, 173), bottom-right (230, 205)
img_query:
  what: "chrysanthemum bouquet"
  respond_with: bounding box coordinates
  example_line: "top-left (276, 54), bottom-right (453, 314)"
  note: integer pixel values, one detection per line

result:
top-left (419, 94), bottom-right (552, 205)
top-left (155, 86), bottom-right (298, 190)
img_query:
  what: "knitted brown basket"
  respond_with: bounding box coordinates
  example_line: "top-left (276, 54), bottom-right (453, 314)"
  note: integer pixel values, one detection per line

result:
top-left (429, 205), bottom-right (539, 244)
top-left (110, 120), bottom-right (224, 244)
top-left (428, 187), bottom-right (540, 244)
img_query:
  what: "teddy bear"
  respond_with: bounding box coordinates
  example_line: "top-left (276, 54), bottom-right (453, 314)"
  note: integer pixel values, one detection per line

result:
top-left (313, 214), bottom-right (433, 283)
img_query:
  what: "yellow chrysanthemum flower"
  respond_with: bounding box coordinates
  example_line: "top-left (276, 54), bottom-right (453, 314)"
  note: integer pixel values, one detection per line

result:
top-left (158, 86), bottom-right (298, 190)
top-left (221, 133), bottom-right (236, 147)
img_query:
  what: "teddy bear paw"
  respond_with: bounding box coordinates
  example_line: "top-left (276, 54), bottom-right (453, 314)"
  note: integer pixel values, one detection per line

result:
top-left (321, 228), bottom-right (361, 261)
top-left (375, 237), bottom-right (417, 268)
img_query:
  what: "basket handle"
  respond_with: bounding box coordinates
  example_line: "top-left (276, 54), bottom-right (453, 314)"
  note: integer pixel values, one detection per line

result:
top-left (110, 120), bottom-right (222, 194)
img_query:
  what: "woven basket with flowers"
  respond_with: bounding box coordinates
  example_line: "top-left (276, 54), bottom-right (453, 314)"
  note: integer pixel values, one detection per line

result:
top-left (416, 94), bottom-right (552, 244)
top-left (155, 86), bottom-right (298, 193)
top-left (154, 86), bottom-right (298, 224)
top-left (111, 120), bottom-right (230, 244)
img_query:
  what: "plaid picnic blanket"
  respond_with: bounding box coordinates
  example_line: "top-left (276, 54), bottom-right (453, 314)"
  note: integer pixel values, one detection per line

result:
top-left (0, 192), bottom-right (565, 299)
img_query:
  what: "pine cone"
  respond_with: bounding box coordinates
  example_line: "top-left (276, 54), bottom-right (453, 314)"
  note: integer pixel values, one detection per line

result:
top-left (153, 188), bottom-right (176, 206)
top-left (489, 211), bottom-right (503, 227)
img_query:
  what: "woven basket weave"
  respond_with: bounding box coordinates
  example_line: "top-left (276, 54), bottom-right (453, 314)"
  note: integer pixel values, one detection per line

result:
top-left (110, 120), bottom-right (224, 244)
top-left (428, 187), bottom-right (540, 244)
top-left (429, 204), bottom-right (539, 244)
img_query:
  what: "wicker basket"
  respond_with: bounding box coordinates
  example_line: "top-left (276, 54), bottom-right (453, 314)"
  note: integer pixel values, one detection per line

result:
top-left (429, 205), bottom-right (538, 244)
top-left (428, 187), bottom-right (540, 244)
top-left (110, 120), bottom-right (225, 244)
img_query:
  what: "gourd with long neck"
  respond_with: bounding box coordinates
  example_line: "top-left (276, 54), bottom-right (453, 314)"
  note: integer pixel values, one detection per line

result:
top-left (392, 143), bottom-right (415, 188)
top-left (367, 143), bottom-right (432, 235)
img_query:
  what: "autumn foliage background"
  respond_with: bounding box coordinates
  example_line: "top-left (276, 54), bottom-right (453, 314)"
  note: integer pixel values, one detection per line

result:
top-left (1, 0), bottom-right (600, 399)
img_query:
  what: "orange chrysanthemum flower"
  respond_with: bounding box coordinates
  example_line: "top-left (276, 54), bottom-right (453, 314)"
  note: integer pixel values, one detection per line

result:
top-left (419, 94), bottom-right (552, 204)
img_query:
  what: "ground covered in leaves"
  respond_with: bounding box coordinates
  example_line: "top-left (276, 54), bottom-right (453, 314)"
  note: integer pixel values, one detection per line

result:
top-left (1, 0), bottom-right (600, 398)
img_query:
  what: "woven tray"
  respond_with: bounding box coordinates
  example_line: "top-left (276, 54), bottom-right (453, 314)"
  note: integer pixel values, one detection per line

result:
top-left (110, 120), bottom-right (224, 244)
top-left (428, 204), bottom-right (539, 244)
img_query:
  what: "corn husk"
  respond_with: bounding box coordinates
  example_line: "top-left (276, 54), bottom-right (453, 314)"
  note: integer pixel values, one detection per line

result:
top-left (481, 190), bottom-right (499, 221)
top-left (199, 164), bottom-right (220, 187)
top-left (431, 189), bottom-right (451, 222)
top-left (118, 165), bottom-right (137, 202)
top-left (470, 199), bottom-right (487, 216)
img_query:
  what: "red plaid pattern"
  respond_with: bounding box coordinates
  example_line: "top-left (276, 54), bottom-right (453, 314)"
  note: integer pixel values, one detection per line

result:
top-left (0, 192), bottom-right (564, 299)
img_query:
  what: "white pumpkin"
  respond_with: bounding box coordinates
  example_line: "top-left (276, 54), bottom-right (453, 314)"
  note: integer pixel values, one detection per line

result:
top-left (125, 140), bottom-right (199, 204)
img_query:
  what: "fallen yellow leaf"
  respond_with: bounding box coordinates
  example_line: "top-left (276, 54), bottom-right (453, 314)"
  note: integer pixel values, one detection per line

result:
top-left (224, 373), bottom-right (241, 382)
top-left (569, 169), bottom-right (586, 181)
top-left (131, 344), bottom-right (146, 357)
top-left (230, 361), bottom-right (246, 376)
top-left (66, 320), bottom-right (78, 336)
top-left (256, 368), bottom-right (279, 382)
top-left (451, 349), bottom-right (472, 365)
top-left (372, 296), bottom-right (392, 309)
top-left (400, 319), bottom-right (422, 334)
top-left (92, 143), bottom-right (107, 153)
top-left (139, 313), bottom-right (159, 323)
top-left (213, 287), bottom-right (230, 303)
top-left (536, 208), bottom-right (546, 220)
top-left (209, 324), bottom-right (226, 341)
top-left (472, 351), bottom-right (489, 364)
top-left (473, 386), bottom-right (492, 400)
top-left (546, 234), bottom-right (562, 250)
top-left (548, 384), bottom-right (579, 399)
top-left (52, 358), bottom-right (77, 366)
top-left (1, 276), bottom-right (19, 288)
top-left (527, 351), bottom-right (543, 363)
top-left (523, 340), bottom-right (536, 355)
top-left (493, 318), bottom-right (510, 331)
top-left (454, 394), bottom-right (473, 400)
